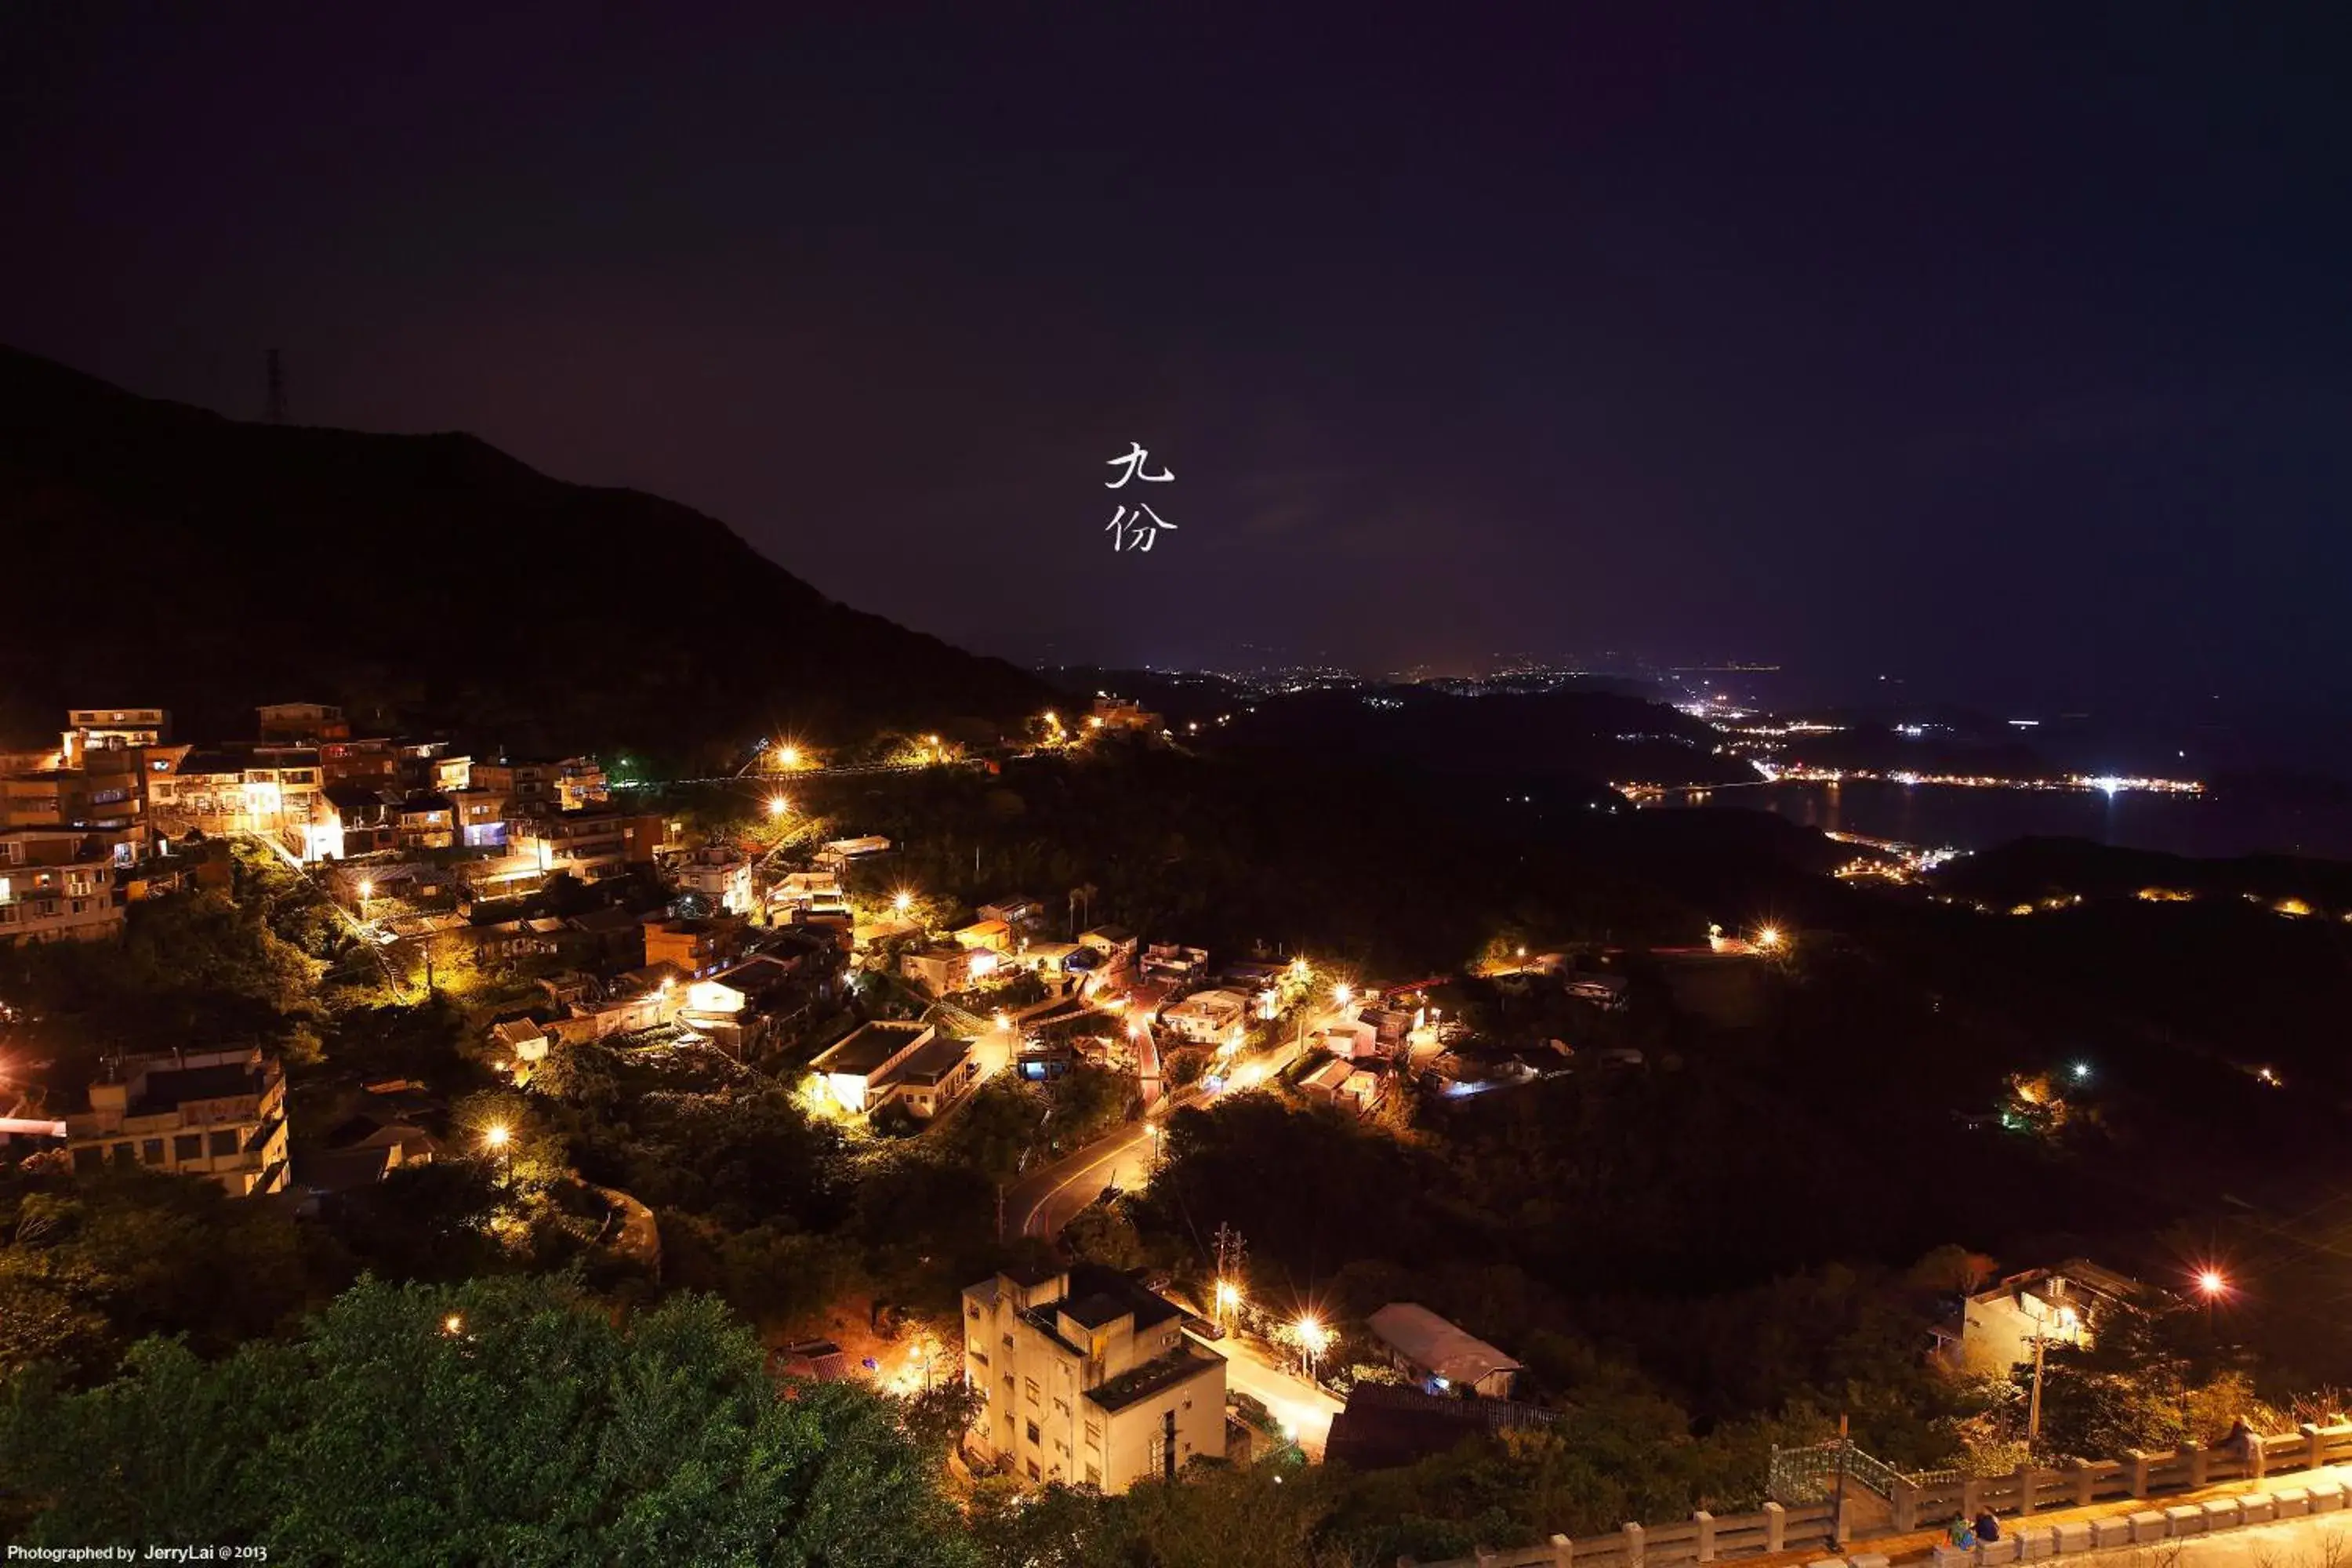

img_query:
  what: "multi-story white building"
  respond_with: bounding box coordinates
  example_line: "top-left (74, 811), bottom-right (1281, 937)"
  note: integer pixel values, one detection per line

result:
top-left (64, 1047), bottom-right (290, 1196)
top-left (0, 827), bottom-right (126, 942)
top-left (62, 706), bottom-right (170, 766)
top-left (669, 845), bottom-right (756, 914)
top-left (149, 747), bottom-right (339, 862)
top-left (1158, 988), bottom-right (1250, 1047)
top-left (962, 1263), bottom-right (1225, 1492)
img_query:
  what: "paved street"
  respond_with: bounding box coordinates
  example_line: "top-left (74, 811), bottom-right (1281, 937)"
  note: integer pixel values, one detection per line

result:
top-left (996, 1004), bottom-right (1345, 1459)
top-left (1192, 1327), bottom-right (1342, 1460)
top-left (1010, 1115), bottom-right (1166, 1238)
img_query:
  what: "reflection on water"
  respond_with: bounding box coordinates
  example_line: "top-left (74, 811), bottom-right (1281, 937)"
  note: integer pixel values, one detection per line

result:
top-left (1651, 780), bottom-right (2352, 862)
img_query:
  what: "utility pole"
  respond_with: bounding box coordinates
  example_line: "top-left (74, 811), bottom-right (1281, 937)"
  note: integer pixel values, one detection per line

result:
top-left (2026, 1325), bottom-right (2048, 1446)
top-left (1212, 1223), bottom-right (1247, 1332)
top-left (1831, 1412), bottom-right (1850, 1547)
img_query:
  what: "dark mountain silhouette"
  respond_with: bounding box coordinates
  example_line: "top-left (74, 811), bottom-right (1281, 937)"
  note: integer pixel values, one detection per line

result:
top-left (0, 346), bottom-right (1045, 760)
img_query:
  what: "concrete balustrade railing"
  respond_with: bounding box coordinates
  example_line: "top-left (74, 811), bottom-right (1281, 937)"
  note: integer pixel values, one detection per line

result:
top-left (1925, 1472), bottom-right (2349, 1568)
top-left (1406, 1424), bottom-right (2352, 1568)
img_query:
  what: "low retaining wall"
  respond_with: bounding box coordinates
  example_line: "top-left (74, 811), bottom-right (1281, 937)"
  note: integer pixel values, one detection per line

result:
top-left (1926, 1474), bottom-right (2348, 1568)
top-left (1410, 1423), bottom-right (2352, 1568)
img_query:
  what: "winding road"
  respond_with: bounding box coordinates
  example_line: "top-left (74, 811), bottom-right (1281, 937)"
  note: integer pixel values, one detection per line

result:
top-left (998, 1017), bottom-right (1342, 1454)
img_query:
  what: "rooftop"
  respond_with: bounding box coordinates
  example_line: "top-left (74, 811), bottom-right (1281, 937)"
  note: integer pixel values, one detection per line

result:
top-left (1366, 1302), bottom-right (1523, 1385)
top-left (1324, 1382), bottom-right (1555, 1470)
top-left (1167, 989), bottom-right (1248, 1015)
top-left (1083, 1345), bottom-right (1221, 1414)
top-left (894, 1033), bottom-right (974, 1086)
top-left (131, 1061), bottom-right (267, 1114)
top-left (812, 1019), bottom-right (932, 1077)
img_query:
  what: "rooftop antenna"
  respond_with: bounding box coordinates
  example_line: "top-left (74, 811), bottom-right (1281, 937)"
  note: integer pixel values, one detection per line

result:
top-left (264, 349), bottom-right (287, 424)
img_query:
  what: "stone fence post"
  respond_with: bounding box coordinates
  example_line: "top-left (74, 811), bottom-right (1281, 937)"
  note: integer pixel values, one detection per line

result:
top-left (2015, 1463), bottom-right (2038, 1516)
top-left (1763, 1501), bottom-right (1787, 1554)
top-left (1551, 1534), bottom-right (1573, 1568)
top-left (2304, 1423), bottom-right (2327, 1473)
top-left (2245, 1428), bottom-right (2267, 1482)
top-left (2183, 1439), bottom-right (2207, 1489)
top-left (2070, 1458), bottom-right (2096, 1508)
top-left (1893, 1479), bottom-right (1921, 1534)
top-left (1623, 1520), bottom-right (1645, 1568)
top-left (1695, 1510), bottom-right (1717, 1562)
top-left (2125, 1450), bottom-right (2151, 1497)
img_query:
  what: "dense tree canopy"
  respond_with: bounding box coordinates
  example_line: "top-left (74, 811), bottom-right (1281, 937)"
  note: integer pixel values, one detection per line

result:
top-left (2, 1274), bottom-right (976, 1564)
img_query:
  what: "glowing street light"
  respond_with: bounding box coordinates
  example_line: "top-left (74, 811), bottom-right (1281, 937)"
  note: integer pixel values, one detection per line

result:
top-left (993, 1011), bottom-right (1011, 1031)
top-left (2197, 1269), bottom-right (2227, 1299)
top-left (767, 794), bottom-right (789, 818)
top-left (443, 1313), bottom-right (464, 1335)
top-left (776, 744), bottom-right (800, 768)
top-left (891, 890), bottom-right (913, 914)
top-left (1755, 925), bottom-right (1784, 952)
top-left (2071, 1062), bottom-right (2092, 1083)
top-left (1332, 983), bottom-right (1353, 1007)
top-left (1214, 1279), bottom-right (1243, 1325)
top-left (1296, 1313), bottom-right (1330, 1383)
top-left (484, 1122), bottom-right (513, 1183)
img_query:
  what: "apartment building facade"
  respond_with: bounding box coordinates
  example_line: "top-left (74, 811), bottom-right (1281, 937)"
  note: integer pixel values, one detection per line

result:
top-left (64, 1047), bottom-right (291, 1196)
top-left (962, 1264), bottom-right (1225, 1493)
top-left (0, 827), bottom-right (127, 942)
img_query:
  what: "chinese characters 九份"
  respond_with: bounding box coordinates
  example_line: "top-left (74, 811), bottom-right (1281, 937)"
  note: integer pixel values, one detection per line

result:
top-left (1104, 441), bottom-right (1176, 552)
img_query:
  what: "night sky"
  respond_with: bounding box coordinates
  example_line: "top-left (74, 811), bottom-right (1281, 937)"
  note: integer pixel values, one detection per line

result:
top-left (6, 5), bottom-right (2349, 712)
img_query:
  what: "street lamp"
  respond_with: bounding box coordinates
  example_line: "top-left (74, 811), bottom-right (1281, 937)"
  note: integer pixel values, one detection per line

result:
top-left (777, 745), bottom-right (800, 768)
top-left (1332, 983), bottom-right (1352, 1007)
top-left (443, 1313), bottom-right (464, 1336)
top-left (1755, 925), bottom-right (1784, 952)
top-left (1296, 1314), bottom-right (1330, 1384)
top-left (891, 890), bottom-right (913, 914)
top-left (2195, 1267), bottom-right (2230, 1340)
top-left (484, 1122), bottom-right (513, 1184)
top-left (356, 877), bottom-right (373, 921)
top-left (1214, 1278), bottom-right (1243, 1330)
top-left (767, 793), bottom-right (789, 818)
